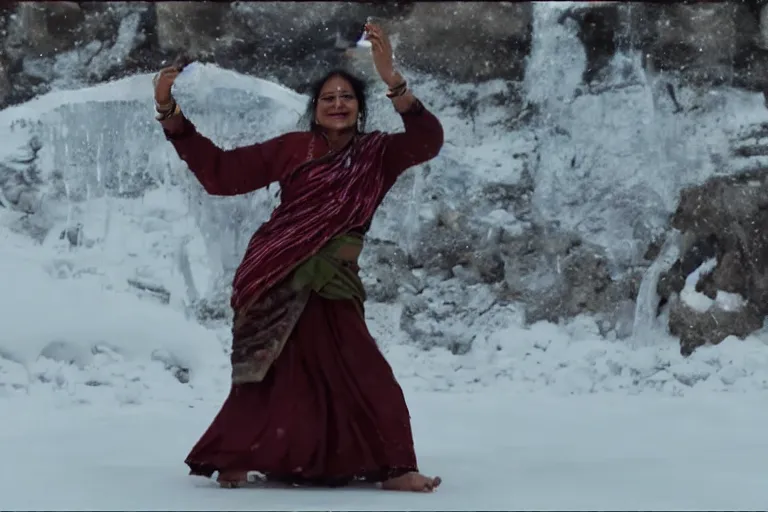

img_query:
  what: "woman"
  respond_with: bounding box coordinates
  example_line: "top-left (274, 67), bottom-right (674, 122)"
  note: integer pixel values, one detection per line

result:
top-left (153, 23), bottom-right (443, 492)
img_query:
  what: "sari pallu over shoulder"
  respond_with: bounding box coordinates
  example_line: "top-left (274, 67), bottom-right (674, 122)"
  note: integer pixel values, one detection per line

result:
top-left (229, 134), bottom-right (388, 385)
top-left (230, 131), bottom-right (389, 311)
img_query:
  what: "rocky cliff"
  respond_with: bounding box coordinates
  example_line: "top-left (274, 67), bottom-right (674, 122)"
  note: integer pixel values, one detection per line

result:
top-left (3, 1), bottom-right (768, 355)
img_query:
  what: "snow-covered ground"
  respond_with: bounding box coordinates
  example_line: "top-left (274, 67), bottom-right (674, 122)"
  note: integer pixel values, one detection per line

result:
top-left (3, 211), bottom-right (768, 510)
top-left (2, 391), bottom-right (768, 510)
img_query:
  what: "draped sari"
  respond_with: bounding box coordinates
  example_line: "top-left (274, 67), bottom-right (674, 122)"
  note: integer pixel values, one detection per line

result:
top-left (159, 98), bottom-right (443, 486)
top-left (228, 132), bottom-right (388, 384)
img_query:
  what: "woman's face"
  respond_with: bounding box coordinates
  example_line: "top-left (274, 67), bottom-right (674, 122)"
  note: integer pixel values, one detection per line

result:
top-left (314, 75), bottom-right (359, 133)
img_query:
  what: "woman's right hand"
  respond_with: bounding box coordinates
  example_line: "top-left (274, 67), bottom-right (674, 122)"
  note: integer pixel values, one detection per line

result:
top-left (153, 66), bottom-right (181, 107)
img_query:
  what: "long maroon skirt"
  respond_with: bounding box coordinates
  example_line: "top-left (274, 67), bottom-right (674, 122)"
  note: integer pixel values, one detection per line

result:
top-left (185, 293), bottom-right (418, 485)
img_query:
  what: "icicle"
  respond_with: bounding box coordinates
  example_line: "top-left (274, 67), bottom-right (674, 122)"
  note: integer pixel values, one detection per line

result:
top-left (630, 229), bottom-right (681, 348)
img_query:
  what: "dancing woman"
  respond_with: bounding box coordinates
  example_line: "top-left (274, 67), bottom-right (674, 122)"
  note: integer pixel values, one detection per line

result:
top-left (153, 23), bottom-right (443, 492)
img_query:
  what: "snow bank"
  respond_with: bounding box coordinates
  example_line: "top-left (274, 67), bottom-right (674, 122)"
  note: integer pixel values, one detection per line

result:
top-left (0, 228), bottom-right (228, 404)
top-left (384, 308), bottom-right (768, 396)
top-left (3, 229), bottom-right (768, 405)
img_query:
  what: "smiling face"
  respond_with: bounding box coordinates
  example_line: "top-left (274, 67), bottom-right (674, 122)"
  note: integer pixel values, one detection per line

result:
top-left (313, 75), bottom-right (359, 134)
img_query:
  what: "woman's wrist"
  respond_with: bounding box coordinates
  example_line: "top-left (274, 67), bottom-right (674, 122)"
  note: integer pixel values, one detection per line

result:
top-left (155, 93), bottom-right (175, 112)
top-left (390, 89), bottom-right (417, 114)
top-left (384, 72), bottom-right (404, 89)
top-left (155, 100), bottom-right (181, 120)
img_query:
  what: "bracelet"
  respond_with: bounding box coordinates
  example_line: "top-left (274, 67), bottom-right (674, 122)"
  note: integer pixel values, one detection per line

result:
top-left (155, 98), bottom-right (175, 111)
top-left (386, 81), bottom-right (408, 99)
top-left (156, 102), bottom-right (181, 121)
top-left (155, 98), bottom-right (175, 115)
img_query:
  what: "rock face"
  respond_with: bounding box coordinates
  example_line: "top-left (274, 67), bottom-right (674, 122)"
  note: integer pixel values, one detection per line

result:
top-left (0, 1), bottom-right (533, 105)
top-left (4, 1), bottom-right (768, 356)
top-left (631, 3), bottom-right (763, 89)
top-left (658, 165), bottom-right (768, 355)
top-left (2, 1), bottom-right (768, 107)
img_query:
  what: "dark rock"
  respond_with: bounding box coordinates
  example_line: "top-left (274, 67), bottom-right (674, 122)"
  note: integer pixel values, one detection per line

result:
top-left (393, 2), bottom-right (532, 83)
top-left (657, 233), bottom-right (720, 302)
top-left (559, 3), bottom-right (620, 85)
top-left (59, 223), bottom-right (84, 248)
top-left (5, 1), bottom-right (768, 109)
top-left (127, 278), bottom-right (171, 304)
top-left (9, 2), bottom-right (84, 58)
top-left (669, 296), bottom-right (764, 357)
top-left (0, 1), bottom-right (532, 107)
top-left (659, 168), bottom-right (768, 352)
top-left (471, 250), bottom-right (506, 284)
top-left (631, 3), bottom-right (761, 88)
top-left (0, 55), bottom-right (11, 106)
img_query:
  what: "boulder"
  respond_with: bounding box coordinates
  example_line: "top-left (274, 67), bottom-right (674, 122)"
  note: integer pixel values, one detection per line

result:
top-left (658, 168), bottom-right (768, 353)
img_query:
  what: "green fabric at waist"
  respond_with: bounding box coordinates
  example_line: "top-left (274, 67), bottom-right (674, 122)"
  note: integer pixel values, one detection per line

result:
top-left (291, 233), bottom-right (366, 309)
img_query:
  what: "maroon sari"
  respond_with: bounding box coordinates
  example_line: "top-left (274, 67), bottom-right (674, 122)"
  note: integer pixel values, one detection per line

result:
top-left (159, 100), bottom-right (443, 485)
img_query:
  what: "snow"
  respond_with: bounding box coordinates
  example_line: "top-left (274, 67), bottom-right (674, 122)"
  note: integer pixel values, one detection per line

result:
top-left (3, 238), bottom-right (768, 401)
top-left (3, 4), bottom-right (768, 509)
top-left (715, 291), bottom-right (747, 312)
top-left (2, 392), bottom-right (768, 510)
top-left (680, 258), bottom-right (718, 313)
top-left (678, 259), bottom-right (749, 314)
top-left (0, 246), bottom-right (226, 403)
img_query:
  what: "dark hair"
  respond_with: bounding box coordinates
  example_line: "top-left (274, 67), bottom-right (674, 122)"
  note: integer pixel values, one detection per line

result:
top-left (300, 69), bottom-right (368, 133)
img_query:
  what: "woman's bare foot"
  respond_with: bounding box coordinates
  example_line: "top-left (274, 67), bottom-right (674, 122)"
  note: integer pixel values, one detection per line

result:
top-left (217, 470), bottom-right (249, 488)
top-left (381, 472), bottom-right (442, 492)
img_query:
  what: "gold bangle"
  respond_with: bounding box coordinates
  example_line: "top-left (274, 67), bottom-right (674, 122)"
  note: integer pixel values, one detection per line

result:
top-left (155, 97), bottom-right (175, 111)
top-left (386, 84), bottom-right (408, 99)
top-left (156, 102), bottom-right (181, 121)
top-left (155, 101), bottom-right (174, 117)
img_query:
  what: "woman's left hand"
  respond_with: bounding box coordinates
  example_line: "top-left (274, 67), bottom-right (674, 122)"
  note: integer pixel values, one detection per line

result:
top-left (365, 22), bottom-right (400, 87)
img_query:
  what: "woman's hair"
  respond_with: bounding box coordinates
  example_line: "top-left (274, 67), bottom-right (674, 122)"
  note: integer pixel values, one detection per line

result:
top-left (300, 69), bottom-right (368, 133)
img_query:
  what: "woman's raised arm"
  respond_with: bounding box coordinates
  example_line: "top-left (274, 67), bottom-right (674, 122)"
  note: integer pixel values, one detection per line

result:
top-left (381, 99), bottom-right (443, 179)
top-left (363, 23), bottom-right (444, 181)
top-left (159, 113), bottom-right (286, 196)
top-left (153, 65), bottom-right (285, 196)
